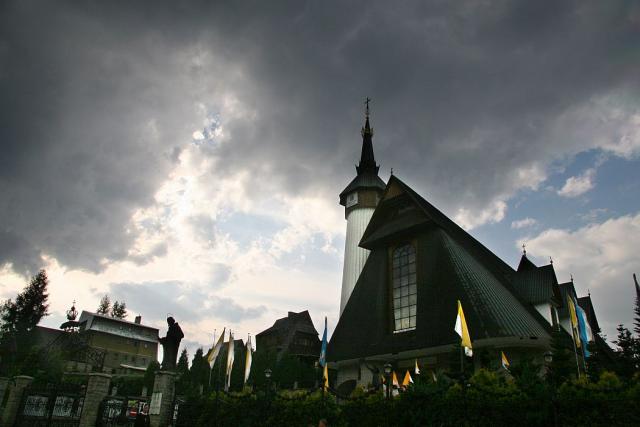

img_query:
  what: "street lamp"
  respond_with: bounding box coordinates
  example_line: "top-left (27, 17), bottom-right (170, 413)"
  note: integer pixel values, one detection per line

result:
top-left (383, 363), bottom-right (393, 400)
top-left (264, 369), bottom-right (272, 396)
top-left (544, 351), bottom-right (553, 365)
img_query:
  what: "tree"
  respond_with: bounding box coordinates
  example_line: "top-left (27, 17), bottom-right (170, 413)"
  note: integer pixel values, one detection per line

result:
top-left (111, 301), bottom-right (127, 319)
top-left (143, 361), bottom-right (160, 396)
top-left (613, 324), bottom-right (637, 378)
top-left (96, 295), bottom-right (111, 315)
top-left (176, 348), bottom-right (191, 394)
top-left (549, 327), bottom-right (576, 382)
top-left (190, 348), bottom-right (211, 394)
top-left (0, 270), bottom-right (50, 373)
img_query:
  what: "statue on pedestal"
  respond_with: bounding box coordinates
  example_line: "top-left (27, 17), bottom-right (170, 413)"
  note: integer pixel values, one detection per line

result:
top-left (159, 316), bottom-right (184, 370)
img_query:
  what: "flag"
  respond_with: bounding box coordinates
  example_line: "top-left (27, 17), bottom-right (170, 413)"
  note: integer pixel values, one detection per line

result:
top-left (244, 335), bottom-right (252, 384)
top-left (225, 332), bottom-right (235, 390)
top-left (414, 359), bottom-right (420, 376)
top-left (454, 300), bottom-right (473, 356)
top-left (431, 371), bottom-right (437, 383)
top-left (323, 364), bottom-right (329, 391)
top-left (319, 316), bottom-right (328, 367)
top-left (392, 371), bottom-right (399, 388)
top-left (501, 351), bottom-right (510, 371)
top-left (567, 298), bottom-right (581, 348)
top-left (576, 305), bottom-right (592, 357)
top-left (206, 328), bottom-right (225, 369)
top-left (402, 370), bottom-right (413, 386)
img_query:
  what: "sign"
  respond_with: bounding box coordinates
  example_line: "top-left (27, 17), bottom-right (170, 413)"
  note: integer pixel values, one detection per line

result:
top-left (149, 392), bottom-right (162, 415)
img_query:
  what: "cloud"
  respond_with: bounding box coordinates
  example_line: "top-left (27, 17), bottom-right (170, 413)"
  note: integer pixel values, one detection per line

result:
top-left (557, 168), bottom-right (596, 198)
top-left (106, 280), bottom-right (266, 324)
top-left (511, 217), bottom-right (538, 229)
top-left (524, 212), bottom-right (640, 340)
top-left (1, 1), bottom-right (640, 274)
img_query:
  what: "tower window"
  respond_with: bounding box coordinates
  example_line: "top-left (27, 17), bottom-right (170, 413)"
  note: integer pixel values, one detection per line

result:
top-left (392, 244), bottom-right (417, 332)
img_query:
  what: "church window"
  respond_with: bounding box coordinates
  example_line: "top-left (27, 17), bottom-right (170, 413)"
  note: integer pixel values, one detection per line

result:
top-left (392, 244), bottom-right (417, 332)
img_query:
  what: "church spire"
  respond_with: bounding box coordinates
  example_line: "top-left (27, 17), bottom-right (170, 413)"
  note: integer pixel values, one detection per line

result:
top-left (356, 97), bottom-right (379, 176)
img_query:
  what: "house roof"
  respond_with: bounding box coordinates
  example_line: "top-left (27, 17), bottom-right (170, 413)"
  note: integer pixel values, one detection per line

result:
top-left (328, 178), bottom-right (552, 362)
top-left (517, 254), bottom-right (538, 272)
top-left (512, 264), bottom-right (562, 305)
top-left (256, 311), bottom-right (319, 337)
top-left (577, 295), bottom-right (601, 333)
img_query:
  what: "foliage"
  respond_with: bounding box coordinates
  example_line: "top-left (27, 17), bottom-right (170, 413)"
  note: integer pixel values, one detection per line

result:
top-left (96, 295), bottom-right (111, 315)
top-left (110, 300), bottom-right (128, 319)
top-left (176, 370), bottom-right (640, 427)
top-left (176, 348), bottom-right (191, 395)
top-left (613, 324), bottom-right (638, 378)
top-left (143, 360), bottom-right (160, 396)
top-left (111, 375), bottom-right (146, 396)
top-left (0, 270), bottom-right (50, 374)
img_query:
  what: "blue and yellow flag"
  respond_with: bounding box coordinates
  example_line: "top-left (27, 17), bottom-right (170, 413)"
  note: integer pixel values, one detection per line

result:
top-left (319, 316), bottom-right (328, 367)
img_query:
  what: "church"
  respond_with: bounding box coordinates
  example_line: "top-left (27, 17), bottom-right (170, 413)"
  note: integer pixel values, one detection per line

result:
top-left (327, 105), bottom-right (605, 390)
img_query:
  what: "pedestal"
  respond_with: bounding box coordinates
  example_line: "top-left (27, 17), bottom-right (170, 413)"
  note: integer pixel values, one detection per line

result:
top-left (79, 373), bottom-right (111, 427)
top-left (1, 375), bottom-right (33, 427)
top-left (150, 371), bottom-right (178, 427)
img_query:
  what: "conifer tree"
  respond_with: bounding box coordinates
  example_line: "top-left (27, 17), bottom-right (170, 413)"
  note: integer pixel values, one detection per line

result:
top-left (190, 348), bottom-right (211, 394)
top-left (0, 270), bottom-right (50, 373)
top-left (96, 295), bottom-right (111, 315)
top-left (176, 348), bottom-right (191, 394)
top-left (613, 324), bottom-right (637, 378)
top-left (111, 301), bottom-right (128, 319)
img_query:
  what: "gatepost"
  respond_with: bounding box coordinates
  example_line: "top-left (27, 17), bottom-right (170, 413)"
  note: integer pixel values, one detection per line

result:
top-left (1, 375), bottom-right (33, 426)
top-left (0, 377), bottom-right (10, 411)
top-left (150, 371), bottom-right (178, 427)
top-left (79, 372), bottom-right (111, 427)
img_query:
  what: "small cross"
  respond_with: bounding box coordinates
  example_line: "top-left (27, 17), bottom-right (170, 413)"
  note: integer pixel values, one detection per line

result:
top-left (390, 167), bottom-right (394, 175)
top-left (549, 256), bottom-right (553, 265)
top-left (365, 97), bottom-right (371, 117)
top-left (522, 243), bottom-right (526, 255)
top-left (570, 273), bottom-right (574, 282)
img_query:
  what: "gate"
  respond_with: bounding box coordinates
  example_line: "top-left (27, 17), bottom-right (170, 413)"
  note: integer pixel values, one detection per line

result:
top-left (15, 383), bottom-right (85, 427)
top-left (97, 395), bottom-right (149, 427)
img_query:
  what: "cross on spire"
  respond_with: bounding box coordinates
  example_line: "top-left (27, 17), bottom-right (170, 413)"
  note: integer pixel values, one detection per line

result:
top-left (365, 97), bottom-right (371, 118)
top-left (522, 243), bottom-right (526, 255)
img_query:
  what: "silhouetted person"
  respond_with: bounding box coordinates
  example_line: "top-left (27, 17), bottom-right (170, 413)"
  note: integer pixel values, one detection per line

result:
top-left (159, 316), bottom-right (184, 370)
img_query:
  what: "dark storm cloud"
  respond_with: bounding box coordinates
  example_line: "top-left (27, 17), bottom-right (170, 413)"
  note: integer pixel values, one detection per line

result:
top-left (1, 1), bottom-right (639, 273)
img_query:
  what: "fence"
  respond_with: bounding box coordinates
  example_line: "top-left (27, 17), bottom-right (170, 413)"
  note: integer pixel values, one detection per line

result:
top-left (15, 382), bottom-right (85, 427)
top-left (96, 395), bottom-right (149, 427)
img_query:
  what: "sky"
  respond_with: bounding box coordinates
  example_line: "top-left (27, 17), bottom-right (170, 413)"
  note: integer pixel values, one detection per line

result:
top-left (1, 0), bottom-right (639, 360)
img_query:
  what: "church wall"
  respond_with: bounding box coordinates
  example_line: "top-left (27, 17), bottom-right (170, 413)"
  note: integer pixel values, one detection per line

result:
top-left (534, 303), bottom-right (553, 325)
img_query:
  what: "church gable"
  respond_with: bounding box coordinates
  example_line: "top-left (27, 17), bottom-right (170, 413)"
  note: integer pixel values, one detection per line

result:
top-left (328, 223), bottom-right (551, 362)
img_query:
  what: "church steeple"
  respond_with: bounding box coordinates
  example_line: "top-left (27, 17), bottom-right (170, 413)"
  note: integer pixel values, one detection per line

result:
top-left (356, 98), bottom-right (379, 176)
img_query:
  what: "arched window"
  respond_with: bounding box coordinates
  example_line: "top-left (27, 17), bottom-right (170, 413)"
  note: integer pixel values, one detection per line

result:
top-left (392, 244), bottom-right (417, 332)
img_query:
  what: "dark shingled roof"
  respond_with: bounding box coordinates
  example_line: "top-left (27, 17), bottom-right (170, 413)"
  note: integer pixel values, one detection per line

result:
top-left (517, 254), bottom-right (538, 272)
top-left (328, 176), bottom-right (552, 362)
top-left (257, 311), bottom-right (319, 337)
top-left (339, 173), bottom-right (386, 203)
top-left (557, 282), bottom-right (578, 320)
top-left (577, 295), bottom-right (601, 333)
top-left (512, 264), bottom-right (562, 305)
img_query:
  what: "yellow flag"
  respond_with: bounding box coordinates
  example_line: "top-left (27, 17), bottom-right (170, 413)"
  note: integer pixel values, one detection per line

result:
top-left (323, 364), bottom-right (329, 391)
top-left (414, 359), bottom-right (420, 375)
top-left (567, 298), bottom-right (581, 348)
top-left (454, 300), bottom-right (473, 356)
top-left (501, 351), bottom-right (510, 370)
top-left (392, 371), bottom-right (399, 387)
top-left (402, 370), bottom-right (413, 386)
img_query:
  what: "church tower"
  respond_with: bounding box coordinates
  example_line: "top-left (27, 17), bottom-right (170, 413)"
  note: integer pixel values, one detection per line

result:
top-left (338, 101), bottom-right (386, 316)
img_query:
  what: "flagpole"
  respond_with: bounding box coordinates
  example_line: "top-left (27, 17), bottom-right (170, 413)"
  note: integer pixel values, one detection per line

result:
top-left (571, 331), bottom-right (581, 378)
top-left (209, 329), bottom-right (216, 389)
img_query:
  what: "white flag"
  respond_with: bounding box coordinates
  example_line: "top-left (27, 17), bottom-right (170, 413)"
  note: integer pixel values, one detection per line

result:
top-left (206, 328), bottom-right (225, 369)
top-left (225, 332), bottom-right (235, 391)
top-left (244, 335), bottom-right (252, 384)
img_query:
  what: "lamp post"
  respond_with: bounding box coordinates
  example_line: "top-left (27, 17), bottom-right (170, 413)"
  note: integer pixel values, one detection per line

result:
top-left (383, 363), bottom-right (393, 400)
top-left (264, 369), bottom-right (272, 397)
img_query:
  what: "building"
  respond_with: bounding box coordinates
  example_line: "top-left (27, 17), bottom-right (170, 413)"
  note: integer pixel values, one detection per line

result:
top-left (77, 311), bottom-right (159, 375)
top-left (256, 311), bottom-right (321, 363)
top-left (327, 109), bottom-right (605, 389)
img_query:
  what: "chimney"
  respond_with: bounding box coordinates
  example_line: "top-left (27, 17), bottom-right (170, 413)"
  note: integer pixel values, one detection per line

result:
top-left (134, 315), bottom-right (142, 324)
